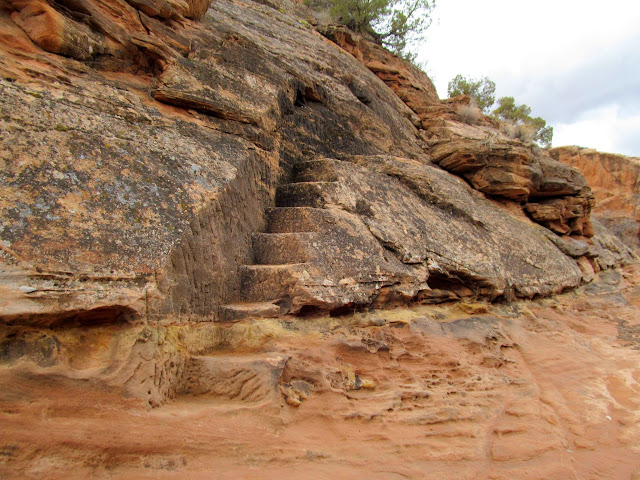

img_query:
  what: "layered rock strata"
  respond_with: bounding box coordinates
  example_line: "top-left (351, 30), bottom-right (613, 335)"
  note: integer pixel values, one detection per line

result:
top-left (0, 0), bottom-right (635, 413)
top-left (1, 265), bottom-right (640, 478)
top-left (551, 146), bottom-right (640, 253)
top-left (0, 0), bottom-right (616, 327)
top-left (321, 26), bottom-right (596, 238)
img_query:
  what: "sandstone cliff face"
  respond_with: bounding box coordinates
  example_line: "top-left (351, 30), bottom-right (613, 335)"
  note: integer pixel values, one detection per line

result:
top-left (2, 1), bottom-right (640, 477)
top-left (1, 0), bottom-right (427, 325)
top-left (0, 0), bottom-right (634, 406)
top-left (0, 0), bottom-right (619, 328)
top-left (551, 146), bottom-right (640, 253)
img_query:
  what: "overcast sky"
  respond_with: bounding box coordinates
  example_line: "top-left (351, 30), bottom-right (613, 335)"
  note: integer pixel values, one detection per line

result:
top-left (418, 0), bottom-right (640, 156)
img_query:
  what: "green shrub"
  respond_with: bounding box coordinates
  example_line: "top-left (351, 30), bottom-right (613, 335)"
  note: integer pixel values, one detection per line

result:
top-left (447, 75), bottom-right (495, 114)
top-left (493, 96), bottom-right (553, 148)
top-left (448, 75), bottom-right (554, 148)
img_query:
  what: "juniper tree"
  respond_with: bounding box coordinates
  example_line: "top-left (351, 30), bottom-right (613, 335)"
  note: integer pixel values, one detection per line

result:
top-left (493, 96), bottom-right (553, 148)
top-left (328, 0), bottom-right (435, 58)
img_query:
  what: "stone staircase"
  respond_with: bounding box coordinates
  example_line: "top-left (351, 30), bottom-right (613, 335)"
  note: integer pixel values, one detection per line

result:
top-left (219, 159), bottom-right (341, 322)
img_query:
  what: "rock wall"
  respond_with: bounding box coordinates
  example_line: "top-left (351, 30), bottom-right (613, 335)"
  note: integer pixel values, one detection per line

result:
top-left (0, 0), bottom-right (629, 326)
top-left (322, 26), bottom-right (596, 238)
top-left (0, 0), bottom-right (636, 408)
top-left (1, 6), bottom-right (640, 478)
top-left (551, 146), bottom-right (640, 252)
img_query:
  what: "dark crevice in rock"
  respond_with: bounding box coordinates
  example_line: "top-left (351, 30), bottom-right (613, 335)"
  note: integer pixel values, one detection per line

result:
top-left (328, 303), bottom-right (362, 317)
top-left (292, 80), bottom-right (325, 108)
top-left (294, 87), bottom-right (306, 107)
top-left (297, 304), bottom-right (324, 317)
top-left (426, 273), bottom-right (472, 297)
top-left (0, 305), bottom-right (139, 328)
top-left (527, 192), bottom-right (581, 202)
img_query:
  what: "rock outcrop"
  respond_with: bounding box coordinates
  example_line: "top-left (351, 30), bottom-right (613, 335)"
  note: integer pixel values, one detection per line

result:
top-left (1, 265), bottom-right (640, 478)
top-left (0, 0), bottom-right (613, 327)
top-left (321, 26), bottom-right (596, 236)
top-left (0, 0), bottom-right (635, 418)
top-left (2, 0), bottom-right (640, 477)
top-left (551, 146), bottom-right (640, 253)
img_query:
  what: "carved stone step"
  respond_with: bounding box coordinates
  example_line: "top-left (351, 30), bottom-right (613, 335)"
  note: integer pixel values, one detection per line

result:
top-left (179, 353), bottom-right (289, 404)
top-left (275, 181), bottom-right (341, 208)
top-left (265, 207), bottom-right (334, 233)
top-left (219, 302), bottom-right (281, 322)
top-left (240, 263), bottom-right (307, 302)
top-left (253, 232), bottom-right (314, 265)
top-left (293, 158), bottom-right (340, 182)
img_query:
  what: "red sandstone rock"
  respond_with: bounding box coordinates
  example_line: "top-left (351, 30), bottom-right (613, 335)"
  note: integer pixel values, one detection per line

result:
top-left (1, 0), bottom-right (611, 326)
top-left (551, 146), bottom-right (640, 252)
top-left (0, 1), bottom-right (639, 477)
top-left (1, 266), bottom-right (639, 478)
top-left (322, 26), bottom-right (596, 241)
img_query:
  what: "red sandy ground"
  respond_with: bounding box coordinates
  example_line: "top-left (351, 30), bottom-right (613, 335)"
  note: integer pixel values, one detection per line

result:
top-left (1, 266), bottom-right (639, 480)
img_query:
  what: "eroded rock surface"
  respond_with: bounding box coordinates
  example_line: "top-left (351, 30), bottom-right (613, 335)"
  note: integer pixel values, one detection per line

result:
top-left (1, 1), bottom-right (640, 475)
top-left (1, 0), bottom-right (428, 324)
top-left (552, 146), bottom-right (640, 253)
top-left (0, 0), bottom-right (635, 424)
top-left (0, 0), bottom-right (613, 325)
top-left (1, 265), bottom-right (640, 479)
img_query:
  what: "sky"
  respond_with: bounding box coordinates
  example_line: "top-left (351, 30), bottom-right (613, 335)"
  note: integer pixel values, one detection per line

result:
top-left (417, 0), bottom-right (640, 156)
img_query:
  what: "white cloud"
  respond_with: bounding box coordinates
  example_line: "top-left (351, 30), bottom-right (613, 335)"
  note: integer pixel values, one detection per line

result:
top-left (554, 105), bottom-right (640, 157)
top-left (418, 0), bottom-right (640, 156)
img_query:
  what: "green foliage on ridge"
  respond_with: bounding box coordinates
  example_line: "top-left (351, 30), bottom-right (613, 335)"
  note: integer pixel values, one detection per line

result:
top-left (448, 74), bottom-right (554, 148)
top-left (447, 75), bottom-right (496, 114)
top-left (493, 96), bottom-right (553, 148)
